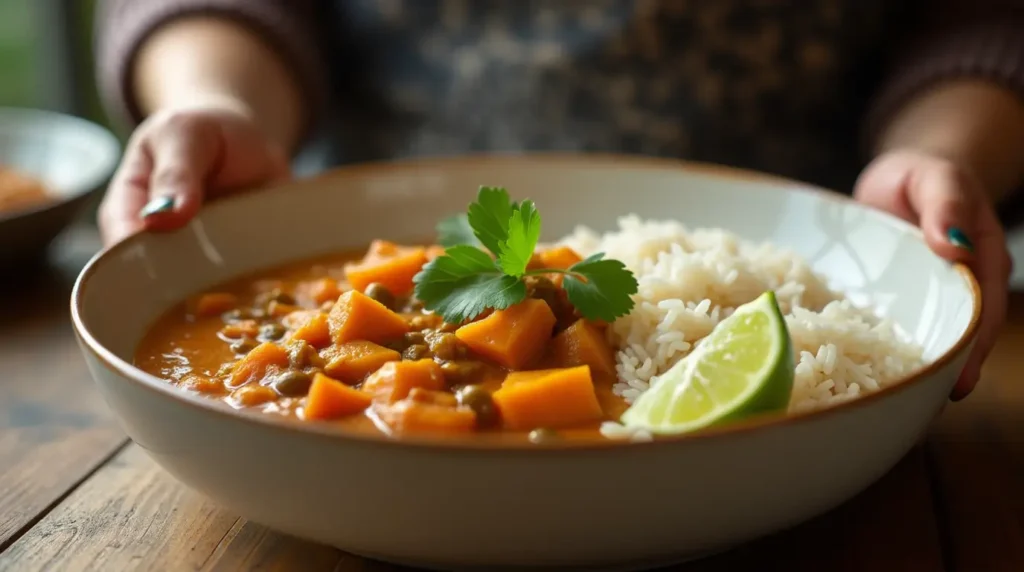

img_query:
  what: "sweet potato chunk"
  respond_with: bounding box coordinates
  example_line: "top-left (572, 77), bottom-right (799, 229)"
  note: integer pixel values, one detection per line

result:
top-left (375, 400), bottom-right (476, 434)
top-left (227, 342), bottom-right (289, 388)
top-left (304, 372), bottom-right (372, 420)
top-left (455, 299), bottom-right (556, 369)
top-left (492, 366), bottom-right (603, 430)
top-left (538, 246), bottom-right (584, 288)
top-left (289, 312), bottom-right (331, 349)
top-left (195, 292), bottom-right (239, 318)
top-left (327, 290), bottom-right (409, 345)
top-left (538, 246), bottom-right (582, 270)
top-left (425, 245), bottom-right (446, 261)
top-left (267, 300), bottom-right (300, 318)
top-left (406, 387), bottom-right (459, 407)
top-left (220, 319), bottom-right (260, 339)
top-left (524, 246), bottom-right (582, 277)
top-left (180, 374), bottom-right (225, 395)
top-left (281, 309), bottom-right (318, 330)
top-left (362, 359), bottom-right (445, 404)
top-left (230, 384), bottom-right (278, 407)
top-left (322, 341), bottom-right (401, 384)
top-left (344, 240), bottom-right (428, 296)
top-left (525, 253), bottom-right (546, 270)
top-left (309, 277), bottom-right (343, 306)
top-left (547, 319), bottom-right (617, 377)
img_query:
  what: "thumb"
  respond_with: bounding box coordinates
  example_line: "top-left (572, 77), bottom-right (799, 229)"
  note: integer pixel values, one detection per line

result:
top-left (904, 163), bottom-right (978, 263)
top-left (140, 118), bottom-right (221, 232)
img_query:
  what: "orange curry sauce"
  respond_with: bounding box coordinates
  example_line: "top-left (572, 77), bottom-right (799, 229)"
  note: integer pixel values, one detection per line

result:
top-left (134, 242), bottom-right (630, 443)
top-left (0, 166), bottom-right (52, 215)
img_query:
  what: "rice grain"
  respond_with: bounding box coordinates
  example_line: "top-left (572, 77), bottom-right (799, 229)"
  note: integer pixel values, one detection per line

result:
top-left (559, 216), bottom-right (925, 423)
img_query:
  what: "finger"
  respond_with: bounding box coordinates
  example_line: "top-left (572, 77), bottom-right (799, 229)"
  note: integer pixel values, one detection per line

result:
top-left (98, 142), bottom-right (154, 246)
top-left (951, 206), bottom-right (1012, 399)
top-left (141, 117), bottom-right (221, 232)
top-left (852, 158), bottom-right (916, 223)
top-left (205, 130), bottom-right (292, 195)
top-left (904, 164), bottom-right (977, 264)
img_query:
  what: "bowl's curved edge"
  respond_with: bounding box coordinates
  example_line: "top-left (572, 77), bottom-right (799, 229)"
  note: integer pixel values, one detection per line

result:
top-left (0, 107), bottom-right (121, 224)
top-left (69, 153), bottom-right (984, 454)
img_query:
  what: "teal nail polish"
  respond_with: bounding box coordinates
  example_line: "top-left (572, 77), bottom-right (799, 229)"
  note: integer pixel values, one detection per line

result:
top-left (947, 227), bottom-right (974, 252)
top-left (140, 196), bottom-right (175, 218)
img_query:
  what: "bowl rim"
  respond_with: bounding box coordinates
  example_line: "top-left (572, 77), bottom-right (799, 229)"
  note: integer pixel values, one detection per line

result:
top-left (0, 107), bottom-right (121, 223)
top-left (70, 154), bottom-right (982, 453)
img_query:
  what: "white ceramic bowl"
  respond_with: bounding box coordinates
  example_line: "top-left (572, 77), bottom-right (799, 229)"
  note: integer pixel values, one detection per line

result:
top-left (0, 107), bottom-right (120, 267)
top-left (72, 156), bottom-right (979, 570)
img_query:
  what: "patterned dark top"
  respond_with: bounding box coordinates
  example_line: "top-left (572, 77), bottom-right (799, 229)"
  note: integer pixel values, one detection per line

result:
top-left (97, 0), bottom-right (1024, 192)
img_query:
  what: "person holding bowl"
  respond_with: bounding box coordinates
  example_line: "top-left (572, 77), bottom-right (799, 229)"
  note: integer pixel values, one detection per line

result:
top-left (93, 0), bottom-right (1021, 399)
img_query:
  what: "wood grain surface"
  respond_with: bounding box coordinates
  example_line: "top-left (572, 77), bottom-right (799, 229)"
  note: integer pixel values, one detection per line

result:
top-left (0, 225), bottom-right (1020, 572)
top-left (0, 228), bottom-right (127, 551)
top-left (0, 444), bottom-right (942, 572)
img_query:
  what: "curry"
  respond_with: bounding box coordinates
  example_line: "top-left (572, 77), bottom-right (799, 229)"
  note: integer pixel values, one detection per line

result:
top-left (0, 166), bottom-right (51, 216)
top-left (135, 240), bottom-right (630, 442)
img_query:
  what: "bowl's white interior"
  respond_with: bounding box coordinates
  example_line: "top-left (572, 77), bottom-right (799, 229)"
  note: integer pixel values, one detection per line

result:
top-left (0, 108), bottom-right (121, 201)
top-left (79, 158), bottom-right (975, 381)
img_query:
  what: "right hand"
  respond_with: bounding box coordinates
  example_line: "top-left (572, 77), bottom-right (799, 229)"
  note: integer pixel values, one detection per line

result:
top-left (99, 99), bottom-right (291, 246)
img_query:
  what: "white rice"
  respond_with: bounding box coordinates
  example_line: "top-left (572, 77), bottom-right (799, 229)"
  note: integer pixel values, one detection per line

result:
top-left (557, 215), bottom-right (924, 434)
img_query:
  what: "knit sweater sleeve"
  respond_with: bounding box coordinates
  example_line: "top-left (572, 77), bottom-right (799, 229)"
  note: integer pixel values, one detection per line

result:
top-left (94, 0), bottom-right (328, 132)
top-left (865, 0), bottom-right (1024, 148)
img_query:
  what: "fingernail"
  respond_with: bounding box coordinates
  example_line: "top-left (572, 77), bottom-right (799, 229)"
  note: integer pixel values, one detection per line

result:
top-left (947, 227), bottom-right (974, 252)
top-left (140, 196), bottom-right (175, 218)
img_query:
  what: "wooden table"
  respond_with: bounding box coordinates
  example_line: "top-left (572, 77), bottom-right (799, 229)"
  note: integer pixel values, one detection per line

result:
top-left (1, 226), bottom-right (1021, 572)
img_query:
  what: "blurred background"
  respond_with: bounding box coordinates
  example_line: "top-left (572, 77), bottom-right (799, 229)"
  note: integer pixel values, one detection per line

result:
top-left (0, 0), bottom-right (117, 270)
top-left (1, 0), bottom-right (1022, 285)
top-left (0, 0), bottom-right (106, 126)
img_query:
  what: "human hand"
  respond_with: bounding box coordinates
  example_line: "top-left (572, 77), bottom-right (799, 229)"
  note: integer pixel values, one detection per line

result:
top-left (854, 149), bottom-right (1012, 399)
top-left (98, 98), bottom-right (290, 245)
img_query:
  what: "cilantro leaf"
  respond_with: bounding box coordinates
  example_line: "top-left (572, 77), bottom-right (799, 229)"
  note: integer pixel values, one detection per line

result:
top-left (467, 186), bottom-right (515, 256)
top-left (562, 252), bottom-right (638, 322)
top-left (422, 274), bottom-right (525, 325)
top-left (414, 245), bottom-right (496, 281)
top-left (413, 245), bottom-right (525, 323)
top-left (418, 186), bottom-right (638, 325)
top-left (498, 200), bottom-right (541, 277)
top-left (436, 213), bottom-right (481, 247)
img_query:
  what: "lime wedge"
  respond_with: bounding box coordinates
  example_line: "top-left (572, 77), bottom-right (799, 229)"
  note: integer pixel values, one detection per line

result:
top-left (620, 291), bottom-right (794, 435)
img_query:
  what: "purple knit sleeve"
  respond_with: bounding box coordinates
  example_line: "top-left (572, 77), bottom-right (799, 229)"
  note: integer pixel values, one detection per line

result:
top-left (864, 0), bottom-right (1024, 149)
top-left (95, 0), bottom-right (328, 133)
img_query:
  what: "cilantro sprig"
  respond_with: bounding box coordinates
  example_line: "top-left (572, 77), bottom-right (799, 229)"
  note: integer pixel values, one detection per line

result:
top-left (414, 187), bottom-right (638, 324)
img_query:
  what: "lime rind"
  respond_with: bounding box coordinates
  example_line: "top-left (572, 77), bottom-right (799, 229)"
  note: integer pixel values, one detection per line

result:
top-left (619, 291), bottom-right (795, 435)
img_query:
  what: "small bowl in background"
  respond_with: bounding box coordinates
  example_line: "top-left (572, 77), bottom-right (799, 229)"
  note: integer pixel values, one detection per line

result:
top-left (0, 107), bottom-right (120, 268)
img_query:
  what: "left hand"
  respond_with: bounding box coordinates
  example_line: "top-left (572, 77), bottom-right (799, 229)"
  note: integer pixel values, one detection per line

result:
top-left (854, 149), bottom-right (1012, 400)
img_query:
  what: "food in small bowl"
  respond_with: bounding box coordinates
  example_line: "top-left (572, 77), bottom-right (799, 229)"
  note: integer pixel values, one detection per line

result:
top-left (0, 107), bottom-right (120, 267)
top-left (0, 165), bottom-right (53, 214)
top-left (73, 157), bottom-right (978, 570)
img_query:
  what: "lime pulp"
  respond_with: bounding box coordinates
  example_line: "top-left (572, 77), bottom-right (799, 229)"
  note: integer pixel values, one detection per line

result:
top-left (619, 291), bottom-right (794, 435)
